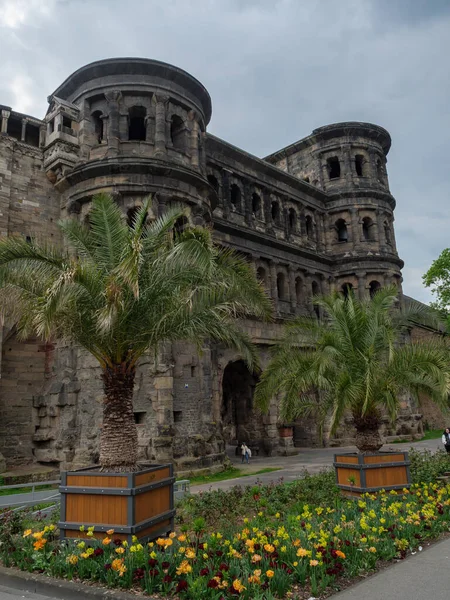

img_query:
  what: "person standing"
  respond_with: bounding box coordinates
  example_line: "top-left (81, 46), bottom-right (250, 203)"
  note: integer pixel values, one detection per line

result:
top-left (241, 442), bottom-right (251, 464)
top-left (442, 428), bottom-right (450, 453)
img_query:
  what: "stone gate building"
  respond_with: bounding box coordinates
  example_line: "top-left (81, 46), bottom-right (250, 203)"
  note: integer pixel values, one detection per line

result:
top-left (0, 58), bottom-right (428, 474)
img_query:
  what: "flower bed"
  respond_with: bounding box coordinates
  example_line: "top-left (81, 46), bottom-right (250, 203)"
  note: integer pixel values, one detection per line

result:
top-left (1, 482), bottom-right (450, 599)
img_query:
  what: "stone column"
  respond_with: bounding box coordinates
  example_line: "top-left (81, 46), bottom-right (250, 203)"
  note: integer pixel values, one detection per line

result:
top-left (105, 91), bottom-right (121, 157)
top-left (1, 109), bottom-right (10, 134)
top-left (350, 208), bottom-right (360, 249)
top-left (145, 114), bottom-right (155, 144)
top-left (342, 144), bottom-right (353, 184)
top-left (317, 213), bottom-right (326, 252)
top-left (157, 194), bottom-right (169, 217)
top-left (375, 209), bottom-right (384, 248)
top-left (328, 275), bottom-right (336, 294)
top-left (222, 170), bottom-right (231, 218)
top-left (39, 124), bottom-right (46, 147)
top-left (188, 111), bottom-right (199, 169)
top-left (244, 181), bottom-right (252, 225)
top-left (20, 118), bottom-right (27, 142)
top-left (357, 272), bottom-right (366, 300)
top-left (263, 190), bottom-right (273, 233)
top-left (153, 94), bottom-right (169, 156)
top-left (288, 265), bottom-right (296, 313)
top-left (269, 260), bottom-right (278, 313)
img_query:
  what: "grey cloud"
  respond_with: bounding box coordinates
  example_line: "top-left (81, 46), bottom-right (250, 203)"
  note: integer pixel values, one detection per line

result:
top-left (0, 0), bottom-right (448, 304)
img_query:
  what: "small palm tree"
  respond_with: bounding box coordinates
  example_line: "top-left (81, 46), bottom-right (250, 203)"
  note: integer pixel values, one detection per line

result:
top-left (254, 288), bottom-right (450, 452)
top-left (0, 194), bottom-right (272, 471)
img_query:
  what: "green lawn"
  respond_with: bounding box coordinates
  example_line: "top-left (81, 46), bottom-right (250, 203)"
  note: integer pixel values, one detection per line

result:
top-left (0, 484), bottom-right (55, 497)
top-left (182, 466), bottom-right (282, 486)
top-left (393, 428), bottom-right (443, 444)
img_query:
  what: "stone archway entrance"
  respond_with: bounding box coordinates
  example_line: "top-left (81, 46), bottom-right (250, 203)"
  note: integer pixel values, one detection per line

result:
top-left (221, 360), bottom-right (265, 446)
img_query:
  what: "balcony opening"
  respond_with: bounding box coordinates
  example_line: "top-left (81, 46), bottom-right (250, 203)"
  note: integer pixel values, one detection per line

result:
top-left (252, 193), bottom-right (262, 218)
top-left (305, 215), bottom-right (313, 239)
top-left (376, 158), bottom-right (384, 182)
top-left (230, 184), bottom-right (241, 211)
top-left (369, 280), bottom-right (381, 298)
top-left (62, 115), bottom-right (71, 129)
top-left (256, 267), bottom-right (268, 288)
top-left (288, 208), bottom-right (297, 232)
top-left (174, 216), bottom-right (189, 236)
top-left (276, 272), bottom-right (286, 300)
top-left (48, 119), bottom-right (55, 134)
top-left (128, 106), bottom-right (146, 141)
top-left (25, 123), bottom-right (40, 147)
top-left (92, 111), bottom-right (104, 144)
top-left (384, 221), bottom-right (392, 245)
top-left (7, 116), bottom-right (22, 141)
top-left (208, 174), bottom-right (219, 193)
top-left (355, 154), bottom-right (366, 177)
top-left (173, 410), bottom-right (183, 423)
top-left (341, 282), bottom-right (353, 299)
top-left (362, 216), bottom-right (375, 241)
top-left (271, 201), bottom-right (280, 224)
top-left (335, 218), bottom-right (348, 242)
top-left (170, 114), bottom-right (186, 151)
top-left (327, 157), bottom-right (341, 179)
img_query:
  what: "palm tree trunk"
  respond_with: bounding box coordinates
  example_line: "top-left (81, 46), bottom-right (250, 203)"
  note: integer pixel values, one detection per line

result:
top-left (99, 364), bottom-right (138, 472)
top-left (353, 414), bottom-right (383, 453)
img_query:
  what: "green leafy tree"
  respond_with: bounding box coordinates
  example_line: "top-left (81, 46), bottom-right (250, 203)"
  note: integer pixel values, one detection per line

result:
top-left (0, 194), bottom-right (271, 471)
top-left (423, 249), bottom-right (450, 323)
top-left (254, 288), bottom-right (450, 452)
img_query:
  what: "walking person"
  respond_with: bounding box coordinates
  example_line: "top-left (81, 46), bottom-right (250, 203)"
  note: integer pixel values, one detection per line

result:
top-left (442, 428), bottom-right (450, 454)
top-left (241, 442), bottom-right (251, 464)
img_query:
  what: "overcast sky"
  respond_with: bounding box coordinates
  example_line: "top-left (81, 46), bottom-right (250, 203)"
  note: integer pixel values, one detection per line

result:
top-left (1, 0), bottom-right (449, 303)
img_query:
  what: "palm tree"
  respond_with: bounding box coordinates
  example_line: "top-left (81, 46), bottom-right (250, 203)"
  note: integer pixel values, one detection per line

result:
top-left (0, 194), bottom-right (272, 471)
top-left (254, 288), bottom-right (450, 452)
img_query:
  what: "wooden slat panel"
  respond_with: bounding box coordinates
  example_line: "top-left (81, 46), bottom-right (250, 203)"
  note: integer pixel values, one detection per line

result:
top-left (137, 519), bottom-right (172, 540)
top-left (135, 467), bottom-right (170, 486)
top-left (64, 493), bottom-right (128, 525)
top-left (66, 475), bottom-right (128, 488)
top-left (134, 487), bottom-right (170, 523)
top-left (336, 467), bottom-right (361, 487)
top-left (364, 454), bottom-right (405, 464)
top-left (335, 455), bottom-right (359, 464)
top-left (365, 465), bottom-right (408, 488)
top-left (64, 530), bottom-right (127, 541)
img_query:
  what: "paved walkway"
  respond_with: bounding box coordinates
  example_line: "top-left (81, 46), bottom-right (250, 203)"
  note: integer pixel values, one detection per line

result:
top-left (331, 534), bottom-right (450, 599)
top-left (192, 437), bottom-right (442, 493)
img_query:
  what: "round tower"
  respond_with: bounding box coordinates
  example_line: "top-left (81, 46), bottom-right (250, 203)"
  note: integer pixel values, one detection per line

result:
top-left (300, 122), bottom-right (403, 298)
top-left (42, 58), bottom-right (215, 225)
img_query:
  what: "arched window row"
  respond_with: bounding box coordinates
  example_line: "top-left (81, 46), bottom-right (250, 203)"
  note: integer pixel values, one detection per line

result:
top-left (88, 102), bottom-right (189, 150)
top-left (324, 152), bottom-right (387, 185)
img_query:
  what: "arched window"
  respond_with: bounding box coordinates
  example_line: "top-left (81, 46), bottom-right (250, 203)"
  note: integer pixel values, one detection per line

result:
top-left (256, 267), bottom-right (267, 288)
top-left (369, 280), bottom-right (381, 298)
top-left (362, 217), bottom-right (375, 241)
top-left (327, 157), bottom-right (341, 179)
top-left (288, 208), bottom-right (297, 232)
top-left (355, 154), bottom-right (367, 177)
top-left (92, 111), bottom-right (104, 144)
top-left (384, 221), bottom-right (392, 245)
top-left (295, 277), bottom-right (302, 304)
top-left (174, 216), bottom-right (189, 236)
top-left (276, 272), bottom-right (286, 300)
top-left (170, 115), bottom-right (185, 151)
top-left (305, 215), bottom-right (313, 239)
top-left (271, 201), bottom-right (280, 224)
top-left (341, 282), bottom-right (353, 299)
top-left (335, 218), bottom-right (348, 242)
top-left (208, 174), bottom-right (219, 193)
top-left (230, 184), bottom-right (241, 211)
top-left (252, 193), bottom-right (262, 218)
top-left (128, 106), bottom-right (146, 141)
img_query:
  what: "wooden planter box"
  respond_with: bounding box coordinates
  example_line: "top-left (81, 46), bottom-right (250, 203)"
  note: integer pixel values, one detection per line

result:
top-left (333, 451), bottom-right (411, 497)
top-left (59, 464), bottom-right (175, 543)
top-left (279, 426), bottom-right (293, 438)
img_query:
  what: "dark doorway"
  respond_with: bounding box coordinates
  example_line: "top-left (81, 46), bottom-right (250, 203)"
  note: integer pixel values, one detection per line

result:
top-left (221, 360), bottom-right (264, 445)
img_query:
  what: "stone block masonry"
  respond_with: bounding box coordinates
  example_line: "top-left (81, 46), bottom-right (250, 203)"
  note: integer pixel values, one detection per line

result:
top-left (0, 60), bottom-right (428, 473)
